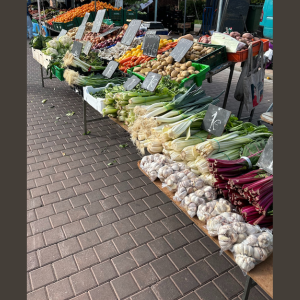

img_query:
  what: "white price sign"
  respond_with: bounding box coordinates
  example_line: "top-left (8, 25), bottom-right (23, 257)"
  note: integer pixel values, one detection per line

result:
top-left (115, 0), bottom-right (123, 8)
top-left (140, 0), bottom-right (153, 10)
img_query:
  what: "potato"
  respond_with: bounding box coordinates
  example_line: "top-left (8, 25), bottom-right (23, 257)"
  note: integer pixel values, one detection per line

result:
top-left (180, 57), bottom-right (186, 63)
top-left (190, 54), bottom-right (196, 60)
top-left (161, 54), bottom-right (167, 58)
top-left (193, 46), bottom-right (203, 51)
top-left (188, 70), bottom-right (195, 75)
top-left (205, 48), bottom-right (214, 54)
top-left (176, 76), bottom-right (184, 83)
top-left (242, 33), bottom-right (254, 39)
top-left (141, 63), bottom-right (147, 68)
top-left (194, 70), bottom-right (199, 74)
top-left (141, 68), bottom-right (152, 74)
top-left (157, 54), bottom-right (162, 60)
top-left (166, 70), bottom-right (171, 75)
top-left (185, 61), bottom-right (192, 67)
top-left (175, 67), bottom-right (181, 72)
top-left (152, 69), bottom-right (158, 73)
top-left (161, 61), bottom-right (168, 66)
top-left (188, 66), bottom-right (195, 71)
top-left (174, 62), bottom-right (181, 68)
top-left (181, 71), bottom-right (190, 78)
top-left (166, 56), bottom-right (174, 64)
top-left (158, 65), bottom-right (164, 70)
top-left (133, 67), bottom-right (142, 72)
top-left (145, 72), bottom-right (149, 76)
top-left (171, 70), bottom-right (179, 78)
top-left (171, 77), bottom-right (177, 81)
top-left (185, 55), bottom-right (191, 60)
top-left (165, 51), bottom-right (170, 56)
top-left (180, 65), bottom-right (187, 71)
top-left (162, 71), bottom-right (167, 76)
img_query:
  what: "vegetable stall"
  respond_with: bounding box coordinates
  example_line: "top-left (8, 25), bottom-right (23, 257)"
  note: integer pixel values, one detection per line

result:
top-left (30, 11), bottom-right (273, 300)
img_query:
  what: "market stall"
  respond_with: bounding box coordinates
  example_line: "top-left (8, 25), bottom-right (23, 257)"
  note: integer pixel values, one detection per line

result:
top-left (30, 12), bottom-right (273, 299)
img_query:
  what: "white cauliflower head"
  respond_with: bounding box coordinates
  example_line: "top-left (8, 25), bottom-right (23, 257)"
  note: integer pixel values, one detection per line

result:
top-left (46, 39), bottom-right (60, 49)
top-left (45, 48), bottom-right (58, 56)
top-left (59, 35), bottom-right (73, 48)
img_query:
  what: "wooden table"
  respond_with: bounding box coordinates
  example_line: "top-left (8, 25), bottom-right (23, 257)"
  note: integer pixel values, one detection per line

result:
top-left (137, 161), bottom-right (273, 299)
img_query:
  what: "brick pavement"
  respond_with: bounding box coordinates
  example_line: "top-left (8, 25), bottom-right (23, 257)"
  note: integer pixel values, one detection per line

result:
top-left (27, 42), bottom-right (272, 300)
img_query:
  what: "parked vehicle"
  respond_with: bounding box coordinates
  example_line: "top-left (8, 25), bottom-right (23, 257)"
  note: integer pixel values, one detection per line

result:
top-left (259, 0), bottom-right (273, 39)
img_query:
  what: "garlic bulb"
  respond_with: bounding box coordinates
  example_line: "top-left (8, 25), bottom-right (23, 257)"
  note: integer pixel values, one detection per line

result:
top-left (218, 224), bottom-right (238, 251)
top-left (252, 247), bottom-right (268, 261)
top-left (244, 234), bottom-right (258, 246)
top-left (235, 255), bottom-right (256, 273)
top-left (245, 224), bottom-right (261, 235)
top-left (187, 202), bottom-right (198, 218)
top-left (207, 215), bottom-right (229, 236)
top-left (258, 231), bottom-right (273, 248)
top-left (214, 198), bottom-right (233, 215)
top-left (202, 185), bottom-right (217, 201)
top-left (233, 244), bottom-right (254, 257)
top-left (197, 200), bottom-right (218, 222)
top-left (221, 212), bottom-right (245, 223)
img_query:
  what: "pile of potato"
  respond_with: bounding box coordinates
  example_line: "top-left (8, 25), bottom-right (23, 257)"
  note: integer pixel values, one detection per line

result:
top-left (67, 22), bottom-right (93, 40)
top-left (133, 52), bottom-right (200, 83)
top-left (179, 43), bottom-right (215, 61)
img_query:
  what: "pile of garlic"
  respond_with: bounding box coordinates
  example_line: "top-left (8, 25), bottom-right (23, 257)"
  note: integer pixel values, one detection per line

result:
top-left (157, 162), bottom-right (186, 182)
top-left (163, 169), bottom-right (197, 192)
top-left (232, 231), bottom-right (273, 273)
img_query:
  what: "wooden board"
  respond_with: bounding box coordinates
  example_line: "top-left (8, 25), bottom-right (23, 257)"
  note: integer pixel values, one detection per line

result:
top-left (137, 160), bottom-right (273, 298)
top-left (261, 112), bottom-right (273, 125)
top-left (109, 117), bottom-right (129, 132)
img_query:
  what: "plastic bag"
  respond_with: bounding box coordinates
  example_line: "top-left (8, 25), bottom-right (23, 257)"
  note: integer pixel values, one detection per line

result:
top-left (163, 169), bottom-right (191, 192)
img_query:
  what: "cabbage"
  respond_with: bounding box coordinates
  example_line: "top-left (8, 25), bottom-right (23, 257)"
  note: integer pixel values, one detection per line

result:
top-left (45, 48), bottom-right (58, 56)
top-left (46, 39), bottom-right (60, 49)
top-left (59, 35), bottom-right (73, 48)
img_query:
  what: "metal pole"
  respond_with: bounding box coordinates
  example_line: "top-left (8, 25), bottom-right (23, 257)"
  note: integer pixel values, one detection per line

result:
top-left (37, 0), bottom-right (42, 34)
top-left (154, 0), bottom-right (158, 21)
top-left (216, 0), bottom-right (224, 32)
top-left (183, 0), bottom-right (187, 35)
top-left (95, 0), bottom-right (97, 12)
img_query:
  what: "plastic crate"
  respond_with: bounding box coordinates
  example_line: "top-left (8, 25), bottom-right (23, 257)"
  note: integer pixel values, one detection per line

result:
top-left (53, 19), bottom-right (77, 31)
top-left (191, 43), bottom-right (227, 70)
top-left (108, 9), bottom-right (124, 26)
top-left (76, 13), bottom-right (95, 27)
top-left (227, 39), bottom-right (269, 62)
top-left (51, 66), bottom-right (65, 81)
top-left (90, 10), bottom-right (109, 20)
top-left (127, 60), bottom-right (210, 88)
top-left (123, 10), bottom-right (138, 24)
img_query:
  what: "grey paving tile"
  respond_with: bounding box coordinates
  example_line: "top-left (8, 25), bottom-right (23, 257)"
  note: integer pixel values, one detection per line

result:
top-left (97, 209), bottom-right (119, 226)
top-left (184, 241), bottom-right (210, 261)
top-left (113, 218), bottom-right (135, 235)
top-left (111, 273), bottom-right (139, 300)
top-left (179, 225), bottom-right (204, 243)
top-left (58, 237), bottom-right (82, 257)
top-left (112, 251), bottom-right (137, 275)
top-left (49, 212), bottom-right (70, 228)
top-left (94, 240), bottom-right (118, 262)
top-left (113, 234), bottom-right (137, 254)
top-left (179, 292), bottom-right (200, 300)
top-left (27, 251), bottom-right (40, 272)
top-left (161, 215), bottom-right (184, 232)
top-left (144, 207), bottom-right (166, 223)
top-left (70, 269), bottom-right (97, 295)
top-left (78, 230), bottom-right (101, 249)
top-left (96, 224), bottom-right (118, 242)
top-left (189, 261), bottom-right (217, 285)
top-left (213, 273), bottom-right (243, 299)
top-left (80, 215), bottom-right (102, 231)
top-left (150, 255), bottom-right (177, 280)
top-left (89, 283), bottom-right (118, 300)
top-left (200, 236), bottom-right (220, 254)
top-left (131, 264), bottom-right (159, 290)
top-left (152, 277), bottom-right (181, 300)
top-left (37, 244), bottom-right (61, 266)
top-left (143, 195), bottom-right (163, 208)
top-left (74, 248), bottom-right (99, 270)
top-left (114, 204), bottom-right (134, 220)
top-left (101, 196), bottom-right (120, 210)
top-left (171, 269), bottom-right (200, 295)
top-left (43, 227), bottom-right (66, 246)
top-left (52, 256), bottom-right (79, 280)
top-left (131, 288), bottom-right (158, 300)
top-left (27, 288), bottom-right (48, 300)
top-left (128, 199), bottom-right (149, 214)
top-left (164, 231), bottom-right (189, 250)
top-left (205, 253), bottom-right (233, 275)
top-left (29, 264), bottom-right (56, 290)
top-left (46, 278), bottom-right (74, 300)
top-left (62, 221), bottom-right (84, 238)
top-left (195, 282), bottom-right (227, 300)
top-left (130, 244), bottom-right (155, 266)
top-left (129, 212), bottom-right (151, 229)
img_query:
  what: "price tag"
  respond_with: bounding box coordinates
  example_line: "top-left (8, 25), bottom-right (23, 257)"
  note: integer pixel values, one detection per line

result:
top-left (140, 0), bottom-right (153, 9)
top-left (142, 35), bottom-right (160, 57)
top-left (124, 75), bottom-right (141, 91)
top-left (141, 30), bottom-right (156, 50)
top-left (256, 136), bottom-right (273, 175)
top-left (141, 72), bottom-right (162, 92)
top-left (102, 61), bottom-right (119, 78)
top-left (58, 29), bottom-right (67, 38)
top-left (80, 12), bottom-right (90, 27)
top-left (99, 26), bottom-right (121, 38)
top-left (201, 104), bottom-right (231, 137)
top-left (75, 25), bottom-right (86, 40)
top-left (83, 41), bottom-right (92, 55)
top-left (92, 9), bottom-right (106, 33)
top-left (170, 38), bottom-right (194, 62)
top-left (71, 41), bottom-right (83, 57)
top-left (121, 19), bottom-right (142, 46)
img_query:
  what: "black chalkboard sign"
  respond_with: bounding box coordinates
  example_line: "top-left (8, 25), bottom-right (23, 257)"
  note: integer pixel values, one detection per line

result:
top-left (99, 26), bottom-right (121, 38)
top-left (71, 41), bottom-right (83, 57)
top-left (102, 61), bottom-right (119, 78)
top-left (58, 29), bottom-right (67, 38)
top-left (256, 136), bottom-right (273, 175)
top-left (121, 19), bottom-right (142, 46)
top-left (83, 41), bottom-right (92, 55)
top-left (170, 38), bottom-right (194, 62)
top-left (201, 104), bottom-right (231, 137)
top-left (124, 75), bottom-right (141, 91)
top-left (75, 25), bottom-right (86, 40)
top-left (143, 35), bottom-right (160, 57)
top-left (92, 9), bottom-right (106, 33)
top-left (141, 30), bottom-right (156, 50)
top-left (141, 72), bottom-right (162, 92)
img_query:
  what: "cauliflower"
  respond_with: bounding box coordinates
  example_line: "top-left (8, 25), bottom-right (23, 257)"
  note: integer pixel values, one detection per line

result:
top-left (59, 35), bottom-right (73, 48)
top-left (46, 39), bottom-right (59, 49)
top-left (45, 48), bottom-right (58, 56)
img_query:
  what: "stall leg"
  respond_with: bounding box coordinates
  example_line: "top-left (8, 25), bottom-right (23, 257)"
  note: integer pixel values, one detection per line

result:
top-left (241, 276), bottom-right (256, 300)
top-left (83, 100), bottom-right (87, 135)
top-left (237, 99), bottom-right (244, 120)
top-left (248, 108), bottom-right (255, 122)
top-left (40, 65), bottom-right (44, 88)
top-left (222, 63), bottom-right (235, 109)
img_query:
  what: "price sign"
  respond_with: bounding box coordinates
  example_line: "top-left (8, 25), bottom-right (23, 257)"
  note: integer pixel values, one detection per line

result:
top-left (140, 0), bottom-right (153, 9)
top-left (124, 75), bottom-right (141, 91)
top-left (92, 9), bottom-right (106, 33)
top-left (99, 26), bottom-right (121, 38)
top-left (71, 41), bottom-right (83, 57)
top-left (141, 30), bottom-right (156, 50)
top-left (170, 38), bottom-right (194, 62)
top-left (141, 72), bottom-right (162, 92)
top-left (75, 25), bottom-right (86, 40)
top-left (257, 136), bottom-right (273, 175)
top-left (83, 41), bottom-right (92, 55)
top-left (201, 104), bottom-right (231, 137)
top-left (80, 12), bottom-right (90, 27)
top-left (102, 61), bottom-right (119, 78)
top-left (121, 19), bottom-right (142, 46)
top-left (142, 35), bottom-right (160, 57)
top-left (58, 29), bottom-right (67, 38)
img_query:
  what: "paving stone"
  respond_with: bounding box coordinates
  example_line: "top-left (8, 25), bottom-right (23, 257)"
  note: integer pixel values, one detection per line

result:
top-left (27, 233), bottom-right (45, 252)
top-left (74, 248), bottom-right (99, 270)
top-left (80, 215), bottom-right (101, 232)
top-left (213, 273), bottom-right (243, 299)
top-left (62, 221), bottom-right (84, 238)
top-left (37, 244), bottom-right (61, 266)
top-left (128, 187), bottom-right (148, 200)
top-left (27, 197), bottom-right (43, 210)
top-left (205, 253), bottom-right (233, 275)
top-left (27, 251), bottom-right (40, 271)
top-left (85, 189), bottom-right (105, 202)
top-left (31, 186), bottom-right (48, 198)
top-left (161, 215), bottom-right (184, 232)
top-left (127, 178), bottom-right (145, 189)
top-left (29, 264), bottom-right (56, 290)
top-left (150, 255), bottom-right (177, 280)
top-left (27, 210), bottom-right (37, 223)
top-left (238, 287), bottom-right (269, 300)
top-left (70, 194), bottom-right (89, 208)
top-left (46, 278), bottom-right (74, 300)
top-left (58, 188), bottom-right (76, 200)
top-left (113, 234), bottom-right (137, 254)
top-left (148, 237), bottom-right (173, 258)
top-left (47, 181), bottom-right (64, 194)
top-left (195, 282), bottom-right (227, 300)
top-left (144, 208), bottom-right (166, 223)
top-left (72, 293), bottom-right (91, 300)
top-left (159, 203), bottom-right (180, 217)
top-left (143, 184), bottom-right (161, 196)
top-left (128, 199), bottom-right (148, 214)
top-left (175, 213), bottom-right (193, 226)
top-left (143, 195), bottom-right (163, 208)
top-left (53, 199), bottom-right (72, 213)
top-left (53, 256), bottom-right (79, 280)
top-left (189, 261), bottom-right (217, 285)
top-left (130, 244), bottom-right (155, 267)
top-left (168, 248), bottom-right (194, 270)
top-left (131, 288), bottom-right (158, 300)
top-left (35, 204), bottom-right (55, 219)
top-left (129, 212), bottom-right (151, 229)
top-left (89, 283), bottom-right (118, 300)
top-left (70, 269), bottom-right (97, 295)
top-left (27, 224), bottom-right (33, 237)
top-left (184, 241), bottom-right (210, 261)
top-left (68, 207), bottom-right (88, 222)
top-left (152, 277), bottom-right (181, 300)
top-left (111, 273), bottom-right (139, 300)
top-left (146, 221), bottom-right (169, 239)
top-left (97, 210), bottom-right (119, 228)
top-left (114, 204), bottom-right (134, 219)
top-left (131, 264), bottom-right (159, 290)
top-left (30, 217), bottom-right (52, 234)
top-left (200, 237), bottom-right (220, 253)
top-left (171, 269), bottom-right (200, 295)
top-left (94, 240), bottom-right (118, 262)
top-left (113, 218), bottom-right (135, 235)
top-left (179, 292), bottom-right (200, 300)
top-left (27, 288), bottom-right (48, 300)
top-left (96, 224), bottom-right (118, 242)
top-left (164, 231), bottom-right (188, 250)
top-left (229, 266), bottom-right (248, 287)
top-left (130, 227), bottom-right (153, 246)
top-left (102, 175), bottom-right (119, 186)
top-left (112, 251), bottom-right (137, 275)
top-left (115, 172), bottom-right (132, 182)
top-left (58, 237), bottom-right (82, 258)
top-left (179, 225), bottom-right (204, 243)
top-left (49, 212), bottom-right (70, 228)
top-left (78, 231), bottom-right (101, 249)
top-left (101, 196), bottom-right (120, 210)
top-left (44, 227), bottom-right (66, 246)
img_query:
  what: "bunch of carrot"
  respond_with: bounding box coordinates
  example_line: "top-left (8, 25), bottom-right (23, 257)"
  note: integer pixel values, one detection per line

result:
top-left (119, 55), bottom-right (154, 73)
top-left (157, 41), bottom-right (178, 54)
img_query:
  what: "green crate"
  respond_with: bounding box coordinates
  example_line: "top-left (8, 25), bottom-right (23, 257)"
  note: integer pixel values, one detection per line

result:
top-left (108, 9), bottom-right (124, 26)
top-left (127, 60), bottom-right (210, 88)
top-left (51, 65), bottom-right (65, 81)
top-left (76, 13), bottom-right (95, 27)
top-left (53, 19), bottom-right (77, 31)
top-left (123, 10), bottom-right (138, 24)
top-left (90, 10), bottom-right (109, 20)
top-left (192, 43), bottom-right (227, 70)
